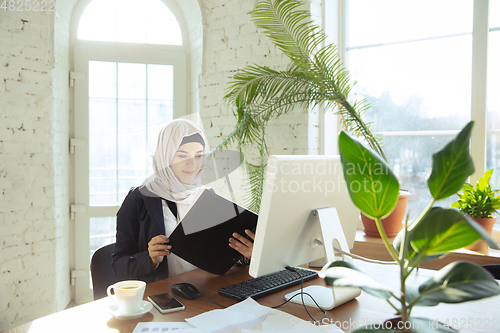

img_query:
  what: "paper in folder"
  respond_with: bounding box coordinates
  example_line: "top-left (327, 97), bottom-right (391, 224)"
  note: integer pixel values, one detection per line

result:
top-left (168, 189), bottom-right (258, 275)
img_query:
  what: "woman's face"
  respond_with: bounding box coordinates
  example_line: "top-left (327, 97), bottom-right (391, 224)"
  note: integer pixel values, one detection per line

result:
top-left (170, 142), bottom-right (204, 184)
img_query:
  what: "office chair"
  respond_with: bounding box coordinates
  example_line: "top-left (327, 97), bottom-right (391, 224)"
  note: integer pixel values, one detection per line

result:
top-left (90, 243), bottom-right (119, 300)
top-left (482, 264), bottom-right (500, 280)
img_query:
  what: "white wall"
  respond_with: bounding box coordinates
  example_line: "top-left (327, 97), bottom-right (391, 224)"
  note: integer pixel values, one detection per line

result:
top-left (0, 3), bottom-right (73, 329)
top-left (0, 0), bottom-right (320, 330)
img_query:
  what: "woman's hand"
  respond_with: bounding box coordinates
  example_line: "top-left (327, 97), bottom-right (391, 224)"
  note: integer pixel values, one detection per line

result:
top-left (148, 235), bottom-right (171, 265)
top-left (229, 229), bottom-right (255, 259)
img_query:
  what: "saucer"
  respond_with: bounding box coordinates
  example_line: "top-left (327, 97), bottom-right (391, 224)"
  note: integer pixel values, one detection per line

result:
top-left (108, 300), bottom-right (153, 320)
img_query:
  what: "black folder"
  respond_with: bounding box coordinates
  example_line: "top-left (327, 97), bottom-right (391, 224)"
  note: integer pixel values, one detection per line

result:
top-left (168, 189), bottom-right (258, 275)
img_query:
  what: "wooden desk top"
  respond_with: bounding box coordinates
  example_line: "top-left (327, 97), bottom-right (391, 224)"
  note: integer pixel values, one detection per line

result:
top-left (4, 260), bottom-right (500, 333)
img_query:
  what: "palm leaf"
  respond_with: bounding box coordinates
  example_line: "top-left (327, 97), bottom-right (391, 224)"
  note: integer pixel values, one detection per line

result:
top-left (250, 0), bottom-right (326, 70)
top-left (244, 161), bottom-right (267, 212)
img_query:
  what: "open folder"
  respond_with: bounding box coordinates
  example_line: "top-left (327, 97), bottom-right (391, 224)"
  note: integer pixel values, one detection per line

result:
top-left (168, 189), bottom-right (258, 275)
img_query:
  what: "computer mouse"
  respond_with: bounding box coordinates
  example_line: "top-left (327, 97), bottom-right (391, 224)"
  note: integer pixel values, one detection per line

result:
top-left (171, 282), bottom-right (201, 300)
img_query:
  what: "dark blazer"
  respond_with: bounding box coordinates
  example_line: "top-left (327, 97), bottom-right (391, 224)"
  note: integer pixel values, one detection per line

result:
top-left (112, 186), bottom-right (249, 284)
top-left (112, 187), bottom-right (169, 284)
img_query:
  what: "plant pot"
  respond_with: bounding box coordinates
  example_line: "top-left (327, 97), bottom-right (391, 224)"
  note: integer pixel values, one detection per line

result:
top-left (361, 190), bottom-right (411, 238)
top-left (466, 216), bottom-right (496, 251)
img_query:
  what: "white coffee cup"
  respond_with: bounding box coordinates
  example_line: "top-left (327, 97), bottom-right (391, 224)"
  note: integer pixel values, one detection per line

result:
top-left (107, 280), bottom-right (146, 315)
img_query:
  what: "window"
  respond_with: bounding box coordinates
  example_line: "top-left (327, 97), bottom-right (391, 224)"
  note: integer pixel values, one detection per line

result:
top-left (73, 0), bottom-right (186, 303)
top-left (88, 61), bottom-right (173, 206)
top-left (78, 0), bottom-right (182, 45)
top-left (345, 0), bottom-right (473, 219)
top-left (327, 0), bottom-right (497, 224)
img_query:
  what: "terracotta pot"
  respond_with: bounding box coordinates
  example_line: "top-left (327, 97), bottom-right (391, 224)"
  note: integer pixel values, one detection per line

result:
top-left (466, 216), bottom-right (496, 251)
top-left (471, 216), bottom-right (496, 234)
top-left (361, 191), bottom-right (411, 238)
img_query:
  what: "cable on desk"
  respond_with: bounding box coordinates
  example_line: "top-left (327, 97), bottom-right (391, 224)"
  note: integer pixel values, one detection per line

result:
top-left (269, 266), bottom-right (327, 324)
top-left (199, 298), bottom-right (227, 308)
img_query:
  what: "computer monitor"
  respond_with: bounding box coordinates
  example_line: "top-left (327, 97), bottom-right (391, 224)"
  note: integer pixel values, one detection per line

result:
top-left (249, 155), bottom-right (361, 308)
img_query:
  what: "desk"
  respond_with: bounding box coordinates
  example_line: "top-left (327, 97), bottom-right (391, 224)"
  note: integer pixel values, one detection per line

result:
top-left (4, 260), bottom-right (500, 333)
top-left (352, 231), bottom-right (500, 270)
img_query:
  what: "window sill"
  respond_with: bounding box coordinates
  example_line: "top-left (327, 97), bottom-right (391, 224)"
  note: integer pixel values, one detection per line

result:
top-left (351, 230), bottom-right (500, 270)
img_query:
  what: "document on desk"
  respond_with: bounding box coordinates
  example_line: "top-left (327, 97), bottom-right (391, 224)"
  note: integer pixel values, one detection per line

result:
top-left (132, 322), bottom-right (202, 333)
top-left (185, 298), bottom-right (344, 333)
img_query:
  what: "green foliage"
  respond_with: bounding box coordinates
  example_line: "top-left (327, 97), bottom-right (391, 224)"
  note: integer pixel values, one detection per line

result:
top-left (427, 122), bottom-right (474, 200)
top-left (321, 261), bottom-right (393, 300)
top-left (451, 168), bottom-right (500, 218)
top-left (338, 132), bottom-right (399, 220)
top-left (320, 122), bottom-right (500, 332)
top-left (416, 261), bottom-right (500, 306)
top-left (219, 0), bottom-right (385, 211)
top-left (407, 208), bottom-right (497, 261)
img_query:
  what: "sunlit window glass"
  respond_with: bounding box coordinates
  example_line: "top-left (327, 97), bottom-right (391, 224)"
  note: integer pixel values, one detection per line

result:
top-left (78, 0), bottom-right (182, 45)
top-left (347, 0), bottom-right (473, 219)
top-left (89, 61), bottom-right (173, 206)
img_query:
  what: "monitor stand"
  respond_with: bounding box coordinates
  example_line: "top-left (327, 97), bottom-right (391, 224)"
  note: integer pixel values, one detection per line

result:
top-left (284, 207), bottom-right (361, 310)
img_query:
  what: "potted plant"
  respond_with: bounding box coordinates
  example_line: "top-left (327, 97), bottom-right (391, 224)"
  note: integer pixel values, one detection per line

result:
top-left (451, 168), bottom-right (500, 233)
top-left (451, 168), bottom-right (500, 250)
top-left (360, 189), bottom-right (411, 238)
top-left (216, 0), bottom-right (409, 232)
top-left (319, 121), bottom-right (500, 332)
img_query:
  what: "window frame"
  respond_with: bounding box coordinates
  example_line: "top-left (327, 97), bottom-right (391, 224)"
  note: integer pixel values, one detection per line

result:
top-left (71, 0), bottom-right (188, 304)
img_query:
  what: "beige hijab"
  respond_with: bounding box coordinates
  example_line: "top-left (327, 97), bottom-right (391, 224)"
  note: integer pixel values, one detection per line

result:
top-left (141, 119), bottom-right (207, 219)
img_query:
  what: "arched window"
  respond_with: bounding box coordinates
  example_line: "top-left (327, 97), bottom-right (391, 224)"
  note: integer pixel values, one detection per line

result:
top-left (78, 0), bottom-right (182, 45)
top-left (72, 0), bottom-right (187, 303)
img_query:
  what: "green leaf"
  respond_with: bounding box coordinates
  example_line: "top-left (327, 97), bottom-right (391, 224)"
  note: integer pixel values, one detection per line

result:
top-left (477, 168), bottom-right (494, 190)
top-left (319, 261), bottom-right (393, 300)
top-left (417, 261), bottom-right (500, 306)
top-left (427, 121), bottom-right (474, 200)
top-left (404, 285), bottom-right (421, 306)
top-left (463, 214), bottom-right (500, 249)
top-left (250, 0), bottom-right (324, 69)
top-left (409, 208), bottom-right (482, 256)
top-left (338, 132), bottom-right (399, 219)
top-left (394, 229), bottom-right (445, 263)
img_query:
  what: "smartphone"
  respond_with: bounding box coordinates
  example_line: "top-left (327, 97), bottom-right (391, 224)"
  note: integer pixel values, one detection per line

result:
top-left (147, 293), bottom-right (185, 314)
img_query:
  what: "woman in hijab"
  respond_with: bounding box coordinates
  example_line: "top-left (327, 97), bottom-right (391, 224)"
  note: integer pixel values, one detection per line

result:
top-left (112, 119), bottom-right (254, 283)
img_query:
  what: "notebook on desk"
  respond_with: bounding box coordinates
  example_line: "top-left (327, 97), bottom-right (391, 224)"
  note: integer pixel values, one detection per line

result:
top-left (168, 189), bottom-right (258, 275)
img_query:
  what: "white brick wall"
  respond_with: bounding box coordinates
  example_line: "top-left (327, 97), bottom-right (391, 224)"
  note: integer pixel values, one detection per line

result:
top-left (0, 0), bottom-right (323, 330)
top-left (0, 0), bottom-right (76, 328)
top-left (0, 8), bottom-right (60, 329)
